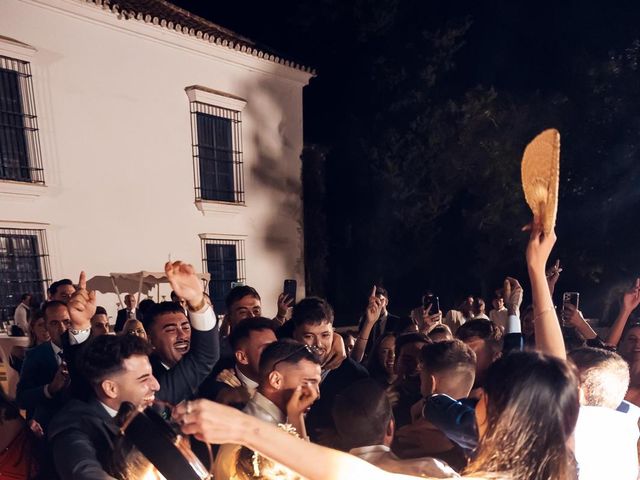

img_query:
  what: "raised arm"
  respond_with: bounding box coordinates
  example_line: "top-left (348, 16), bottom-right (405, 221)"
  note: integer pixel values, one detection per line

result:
top-left (606, 278), bottom-right (640, 347)
top-left (351, 286), bottom-right (382, 363)
top-left (526, 224), bottom-right (565, 359)
top-left (158, 261), bottom-right (220, 403)
top-left (175, 399), bottom-right (413, 480)
top-left (502, 277), bottom-right (524, 353)
top-left (274, 293), bottom-right (294, 326)
top-left (563, 303), bottom-right (597, 341)
top-left (67, 271), bottom-right (97, 342)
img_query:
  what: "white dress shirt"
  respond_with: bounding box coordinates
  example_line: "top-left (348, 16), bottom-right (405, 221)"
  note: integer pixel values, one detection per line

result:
top-left (215, 393), bottom-right (286, 479)
top-left (235, 365), bottom-right (259, 397)
top-left (489, 307), bottom-right (509, 329)
top-left (100, 402), bottom-right (118, 418)
top-left (14, 302), bottom-right (30, 332)
top-left (574, 405), bottom-right (639, 480)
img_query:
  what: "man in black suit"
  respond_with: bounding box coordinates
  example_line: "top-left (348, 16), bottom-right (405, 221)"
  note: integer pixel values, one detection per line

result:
top-left (48, 260), bottom-right (220, 479)
top-left (142, 299), bottom-right (220, 404)
top-left (291, 297), bottom-right (369, 445)
top-left (114, 294), bottom-right (142, 333)
top-left (16, 300), bottom-right (72, 429)
top-left (49, 334), bottom-right (157, 479)
top-left (199, 317), bottom-right (277, 404)
top-left (356, 286), bottom-right (401, 360)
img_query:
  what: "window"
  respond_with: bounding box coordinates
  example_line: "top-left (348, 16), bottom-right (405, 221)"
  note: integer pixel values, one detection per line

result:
top-left (190, 102), bottom-right (244, 203)
top-left (0, 56), bottom-right (44, 184)
top-left (201, 238), bottom-right (246, 314)
top-left (0, 228), bottom-right (51, 322)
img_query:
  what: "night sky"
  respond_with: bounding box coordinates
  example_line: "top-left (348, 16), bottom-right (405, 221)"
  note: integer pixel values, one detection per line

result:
top-left (172, 0), bottom-right (640, 323)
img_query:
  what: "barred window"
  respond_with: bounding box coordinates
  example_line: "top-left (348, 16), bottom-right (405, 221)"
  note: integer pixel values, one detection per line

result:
top-left (0, 56), bottom-right (44, 184)
top-left (190, 102), bottom-right (244, 203)
top-left (201, 238), bottom-right (246, 314)
top-left (0, 228), bottom-right (51, 322)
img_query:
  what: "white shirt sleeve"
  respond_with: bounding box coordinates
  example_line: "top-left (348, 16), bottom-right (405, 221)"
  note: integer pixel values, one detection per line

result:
top-left (68, 329), bottom-right (91, 345)
top-left (506, 314), bottom-right (521, 334)
top-left (188, 304), bottom-right (217, 331)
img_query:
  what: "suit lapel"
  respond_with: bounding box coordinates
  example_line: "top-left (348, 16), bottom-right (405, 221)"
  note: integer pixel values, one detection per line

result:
top-left (88, 398), bottom-right (121, 437)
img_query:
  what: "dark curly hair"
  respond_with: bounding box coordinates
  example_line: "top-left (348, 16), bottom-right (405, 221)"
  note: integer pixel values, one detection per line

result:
top-left (80, 335), bottom-right (153, 390)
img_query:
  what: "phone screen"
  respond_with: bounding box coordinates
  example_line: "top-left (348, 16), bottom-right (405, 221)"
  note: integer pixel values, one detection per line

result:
top-left (423, 294), bottom-right (439, 312)
top-left (284, 279), bottom-right (297, 305)
top-left (562, 292), bottom-right (579, 309)
top-left (561, 292), bottom-right (580, 326)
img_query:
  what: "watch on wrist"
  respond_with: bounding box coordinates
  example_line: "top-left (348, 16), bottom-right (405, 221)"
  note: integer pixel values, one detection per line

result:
top-left (70, 327), bottom-right (90, 335)
top-left (187, 296), bottom-right (207, 312)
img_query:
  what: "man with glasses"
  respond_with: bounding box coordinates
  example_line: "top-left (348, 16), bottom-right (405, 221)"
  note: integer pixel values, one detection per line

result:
top-left (214, 339), bottom-right (321, 480)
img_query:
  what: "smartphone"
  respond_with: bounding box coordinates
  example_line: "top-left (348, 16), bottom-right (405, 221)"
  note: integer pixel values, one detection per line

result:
top-left (423, 294), bottom-right (440, 313)
top-left (283, 279), bottom-right (297, 305)
top-left (562, 292), bottom-right (579, 326)
top-left (563, 292), bottom-right (579, 309)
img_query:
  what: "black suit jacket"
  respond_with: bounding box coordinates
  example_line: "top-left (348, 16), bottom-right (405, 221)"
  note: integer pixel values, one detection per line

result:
top-left (198, 355), bottom-right (235, 401)
top-left (151, 326), bottom-right (221, 404)
top-left (48, 322), bottom-right (220, 480)
top-left (16, 341), bottom-right (65, 425)
top-left (48, 398), bottom-right (122, 480)
top-left (61, 330), bottom-right (95, 402)
top-left (114, 308), bottom-right (142, 333)
top-left (305, 357), bottom-right (369, 443)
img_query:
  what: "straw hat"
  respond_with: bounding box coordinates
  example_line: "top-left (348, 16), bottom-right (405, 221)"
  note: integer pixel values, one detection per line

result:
top-left (521, 129), bottom-right (560, 234)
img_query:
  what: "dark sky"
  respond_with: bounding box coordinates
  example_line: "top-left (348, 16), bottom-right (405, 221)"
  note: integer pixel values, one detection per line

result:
top-left (172, 0), bottom-right (640, 142)
top-left (170, 1), bottom-right (640, 319)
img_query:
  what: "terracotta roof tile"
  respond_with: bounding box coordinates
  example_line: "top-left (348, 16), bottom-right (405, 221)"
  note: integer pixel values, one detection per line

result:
top-left (83, 0), bottom-right (315, 74)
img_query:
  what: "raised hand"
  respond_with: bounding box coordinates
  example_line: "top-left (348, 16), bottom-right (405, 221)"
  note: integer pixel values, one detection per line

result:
top-left (174, 399), bottom-right (245, 444)
top-left (426, 310), bottom-right (442, 326)
top-left (67, 271), bottom-right (96, 330)
top-left (277, 293), bottom-right (293, 319)
top-left (48, 362), bottom-right (70, 394)
top-left (622, 278), bottom-right (640, 314)
top-left (503, 277), bottom-right (523, 316)
top-left (164, 261), bottom-right (205, 308)
top-left (365, 286), bottom-right (383, 324)
top-left (28, 419), bottom-right (44, 439)
top-left (546, 259), bottom-right (562, 289)
top-left (525, 223), bottom-right (557, 274)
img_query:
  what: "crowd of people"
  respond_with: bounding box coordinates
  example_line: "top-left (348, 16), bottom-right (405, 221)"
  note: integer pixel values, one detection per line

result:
top-left (1, 220), bottom-right (640, 480)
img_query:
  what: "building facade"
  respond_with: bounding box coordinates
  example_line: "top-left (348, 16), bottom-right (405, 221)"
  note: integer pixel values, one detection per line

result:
top-left (0, 0), bottom-right (314, 321)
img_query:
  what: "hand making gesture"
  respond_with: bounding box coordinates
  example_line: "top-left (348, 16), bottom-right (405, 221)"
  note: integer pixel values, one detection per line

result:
top-left (67, 271), bottom-right (96, 331)
top-left (165, 261), bottom-right (206, 310)
top-left (276, 293), bottom-right (294, 322)
top-left (622, 278), bottom-right (640, 315)
top-left (503, 277), bottom-right (523, 316)
top-left (365, 286), bottom-right (383, 325)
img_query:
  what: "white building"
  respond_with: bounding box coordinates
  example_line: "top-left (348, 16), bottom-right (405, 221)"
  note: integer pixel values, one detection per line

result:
top-left (0, 0), bottom-right (314, 321)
